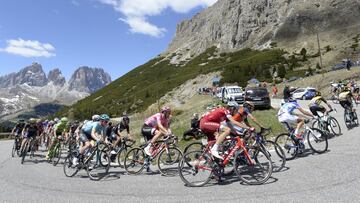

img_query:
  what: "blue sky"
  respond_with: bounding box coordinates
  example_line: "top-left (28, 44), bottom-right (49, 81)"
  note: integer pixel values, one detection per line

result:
top-left (0, 0), bottom-right (216, 80)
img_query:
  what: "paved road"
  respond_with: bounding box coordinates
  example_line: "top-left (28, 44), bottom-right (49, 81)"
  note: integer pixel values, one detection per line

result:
top-left (1, 102), bottom-right (360, 202)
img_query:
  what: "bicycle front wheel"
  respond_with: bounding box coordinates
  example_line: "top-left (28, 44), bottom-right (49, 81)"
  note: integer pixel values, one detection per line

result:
top-left (183, 141), bottom-right (204, 155)
top-left (275, 133), bottom-right (298, 160)
top-left (328, 117), bottom-right (341, 136)
top-left (87, 150), bottom-right (110, 181)
top-left (307, 128), bottom-right (328, 153)
top-left (20, 142), bottom-right (29, 164)
top-left (263, 140), bottom-right (286, 172)
top-left (63, 154), bottom-right (79, 177)
top-left (51, 145), bottom-right (62, 166)
top-left (11, 141), bottom-right (16, 157)
top-left (157, 147), bottom-right (182, 176)
top-left (117, 148), bottom-right (127, 168)
top-left (178, 150), bottom-right (213, 187)
top-left (234, 148), bottom-right (273, 185)
top-left (124, 148), bottom-right (146, 175)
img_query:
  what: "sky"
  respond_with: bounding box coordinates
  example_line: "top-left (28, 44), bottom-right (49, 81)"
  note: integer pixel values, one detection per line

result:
top-left (0, 0), bottom-right (217, 80)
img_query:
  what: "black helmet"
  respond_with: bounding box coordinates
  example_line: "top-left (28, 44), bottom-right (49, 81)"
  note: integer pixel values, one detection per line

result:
top-left (122, 115), bottom-right (130, 122)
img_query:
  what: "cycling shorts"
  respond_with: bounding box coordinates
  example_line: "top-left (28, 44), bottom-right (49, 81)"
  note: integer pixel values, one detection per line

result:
top-left (309, 105), bottom-right (326, 117)
top-left (199, 119), bottom-right (219, 141)
top-left (278, 113), bottom-right (299, 124)
top-left (79, 131), bottom-right (94, 143)
top-left (340, 100), bottom-right (352, 110)
top-left (141, 124), bottom-right (156, 141)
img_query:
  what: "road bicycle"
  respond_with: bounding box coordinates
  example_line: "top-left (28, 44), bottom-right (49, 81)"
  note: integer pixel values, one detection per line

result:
top-left (11, 134), bottom-right (22, 157)
top-left (47, 136), bottom-right (63, 166)
top-left (178, 131), bottom-right (273, 187)
top-left (275, 119), bottom-right (327, 160)
top-left (312, 109), bottom-right (341, 136)
top-left (20, 136), bottom-right (37, 164)
top-left (124, 134), bottom-right (182, 176)
top-left (63, 141), bottom-right (110, 181)
top-left (98, 137), bottom-right (136, 168)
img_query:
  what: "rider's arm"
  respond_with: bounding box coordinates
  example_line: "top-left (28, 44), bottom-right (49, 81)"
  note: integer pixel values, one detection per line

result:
top-left (228, 116), bottom-right (252, 130)
top-left (156, 116), bottom-right (170, 135)
top-left (298, 107), bottom-right (314, 117)
top-left (247, 114), bottom-right (263, 128)
top-left (91, 127), bottom-right (101, 141)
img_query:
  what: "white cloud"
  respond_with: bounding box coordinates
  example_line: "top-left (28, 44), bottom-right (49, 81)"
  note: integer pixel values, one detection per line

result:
top-left (0, 38), bottom-right (56, 58)
top-left (99, 0), bottom-right (217, 37)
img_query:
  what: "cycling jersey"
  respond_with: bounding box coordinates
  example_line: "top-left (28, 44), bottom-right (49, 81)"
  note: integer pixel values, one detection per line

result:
top-left (54, 122), bottom-right (68, 136)
top-left (144, 113), bottom-right (170, 129)
top-left (13, 123), bottom-right (25, 135)
top-left (202, 108), bottom-right (231, 123)
top-left (278, 102), bottom-right (300, 116)
top-left (23, 123), bottom-right (38, 138)
top-left (309, 96), bottom-right (326, 107)
top-left (232, 107), bottom-right (251, 122)
top-left (81, 121), bottom-right (106, 136)
top-left (339, 91), bottom-right (352, 101)
top-left (113, 121), bottom-right (129, 134)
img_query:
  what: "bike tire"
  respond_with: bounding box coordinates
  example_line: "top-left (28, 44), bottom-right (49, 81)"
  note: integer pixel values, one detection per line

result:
top-left (183, 142), bottom-right (204, 155)
top-left (11, 141), bottom-right (16, 157)
top-left (178, 150), bottom-right (213, 187)
top-left (234, 148), bottom-right (273, 185)
top-left (354, 112), bottom-right (359, 126)
top-left (307, 128), bottom-right (328, 154)
top-left (52, 145), bottom-right (62, 166)
top-left (263, 140), bottom-right (286, 172)
top-left (157, 147), bottom-right (182, 176)
top-left (344, 111), bottom-right (352, 129)
top-left (21, 142), bottom-right (29, 164)
top-left (117, 148), bottom-right (127, 168)
top-left (328, 117), bottom-right (341, 136)
top-left (124, 147), bottom-right (146, 175)
top-left (63, 154), bottom-right (79, 177)
top-left (275, 133), bottom-right (298, 160)
top-left (87, 149), bottom-right (110, 181)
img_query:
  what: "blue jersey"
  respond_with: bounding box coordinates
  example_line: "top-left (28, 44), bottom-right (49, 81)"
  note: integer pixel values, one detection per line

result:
top-left (82, 121), bottom-right (106, 135)
top-left (279, 102), bottom-right (300, 115)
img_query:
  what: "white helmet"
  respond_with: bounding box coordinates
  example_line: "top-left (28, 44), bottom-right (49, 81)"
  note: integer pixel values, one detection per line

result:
top-left (92, 114), bottom-right (100, 121)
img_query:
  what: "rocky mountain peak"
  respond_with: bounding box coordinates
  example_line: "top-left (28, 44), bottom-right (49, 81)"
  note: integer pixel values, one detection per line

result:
top-left (0, 62), bottom-right (47, 88)
top-left (68, 66), bottom-right (111, 93)
top-left (48, 68), bottom-right (65, 86)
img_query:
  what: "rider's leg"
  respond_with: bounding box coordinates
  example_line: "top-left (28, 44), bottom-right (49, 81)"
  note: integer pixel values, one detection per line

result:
top-left (144, 130), bottom-right (162, 156)
top-left (211, 126), bottom-right (231, 159)
top-left (295, 118), bottom-right (304, 139)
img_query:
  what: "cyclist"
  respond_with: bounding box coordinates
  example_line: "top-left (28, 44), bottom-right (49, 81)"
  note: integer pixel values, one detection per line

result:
top-left (12, 119), bottom-right (25, 137)
top-left (111, 115), bottom-right (132, 151)
top-left (278, 98), bottom-right (314, 140)
top-left (73, 114), bottom-right (109, 165)
top-left (46, 117), bottom-right (69, 160)
top-left (142, 107), bottom-right (172, 156)
top-left (308, 91), bottom-right (333, 117)
top-left (20, 118), bottom-right (39, 154)
top-left (339, 87), bottom-right (357, 119)
top-left (200, 102), bottom-right (253, 159)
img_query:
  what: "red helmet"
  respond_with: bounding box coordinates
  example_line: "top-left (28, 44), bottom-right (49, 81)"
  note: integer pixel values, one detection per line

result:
top-left (161, 106), bottom-right (171, 113)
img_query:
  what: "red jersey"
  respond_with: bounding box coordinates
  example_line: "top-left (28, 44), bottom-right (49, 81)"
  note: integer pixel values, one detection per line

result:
top-left (202, 108), bottom-right (231, 123)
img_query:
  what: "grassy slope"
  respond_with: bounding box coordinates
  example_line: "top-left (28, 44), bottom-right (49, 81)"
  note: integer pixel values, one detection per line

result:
top-left (57, 48), bottom-right (304, 120)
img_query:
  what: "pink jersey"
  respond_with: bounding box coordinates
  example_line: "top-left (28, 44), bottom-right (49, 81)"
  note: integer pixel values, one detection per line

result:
top-left (144, 113), bottom-right (170, 129)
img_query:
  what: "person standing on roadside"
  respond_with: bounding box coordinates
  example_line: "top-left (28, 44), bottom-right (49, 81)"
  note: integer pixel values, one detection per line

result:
top-left (283, 84), bottom-right (291, 102)
top-left (272, 85), bottom-right (278, 98)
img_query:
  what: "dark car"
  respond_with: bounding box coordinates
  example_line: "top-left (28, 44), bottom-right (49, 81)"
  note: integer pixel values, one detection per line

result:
top-left (244, 87), bottom-right (271, 109)
top-left (331, 63), bottom-right (346, 71)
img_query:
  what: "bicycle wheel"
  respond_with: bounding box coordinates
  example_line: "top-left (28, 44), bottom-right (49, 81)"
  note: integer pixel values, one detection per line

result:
top-left (21, 142), bottom-right (29, 164)
top-left (307, 128), bottom-right (328, 153)
top-left (328, 117), bottom-right (341, 136)
top-left (183, 141), bottom-right (204, 155)
top-left (87, 150), bottom-right (110, 181)
top-left (11, 141), bottom-right (16, 157)
top-left (157, 147), bottom-right (182, 176)
top-left (234, 148), bottom-right (273, 185)
top-left (353, 112), bottom-right (359, 126)
top-left (344, 112), bottom-right (351, 129)
top-left (312, 120), bottom-right (326, 133)
top-left (117, 148), bottom-right (128, 168)
top-left (63, 154), bottom-right (79, 177)
top-left (52, 145), bottom-right (62, 166)
top-left (263, 140), bottom-right (286, 172)
top-left (178, 150), bottom-right (213, 187)
top-left (124, 147), bottom-right (146, 175)
top-left (275, 133), bottom-right (298, 160)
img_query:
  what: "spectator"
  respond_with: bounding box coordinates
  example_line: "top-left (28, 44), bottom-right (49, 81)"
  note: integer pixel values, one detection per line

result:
top-left (346, 59), bottom-right (352, 71)
top-left (272, 85), bottom-right (278, 98)
top-left (283, 84), bottom-right (291, 102)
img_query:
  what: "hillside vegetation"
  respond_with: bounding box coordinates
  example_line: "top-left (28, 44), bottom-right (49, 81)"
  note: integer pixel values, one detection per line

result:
top-left (57, 47), bottom-right (306, 119)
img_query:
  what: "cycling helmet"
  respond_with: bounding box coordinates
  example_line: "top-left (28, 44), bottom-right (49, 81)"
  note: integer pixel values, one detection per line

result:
top-left (243, 101), bottom-right (255, 110)
top-left (227, 101), bottom-right (239, 109)
top-left (92, 114), bottom-right (100, 121)
top-left (122, 115), bottom-right (130, 122)
top-left (161, 106), bottom-right (171, 113)
top-left (315, 91), bottom-right (321, 96)
top-left (193, 113), bottom-right (199, 119)
top-left (100, 114), bottom-right (110, 122)
top-left (54, 117), bottom-right (60, 123)
top-left (29, 118), bottom-right (36, 124)
top-left (61, 117), bottom-right (68, 123)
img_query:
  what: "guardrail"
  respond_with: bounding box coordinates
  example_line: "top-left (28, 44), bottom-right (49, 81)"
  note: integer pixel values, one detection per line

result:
top-left (0, 132), bottom-right (13, 139)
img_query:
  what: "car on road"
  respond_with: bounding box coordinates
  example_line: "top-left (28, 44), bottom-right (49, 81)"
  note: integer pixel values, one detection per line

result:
top-left (291, 87), bottom-right (316, 100)
top-left (220, 86), bottom-right (244, 104)
top-left (244, 87), bottom-right (271, 109)
top-left (286, 76), bottom-right (301, 82)
top-left (331, 63), bottom-right (346, 71)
